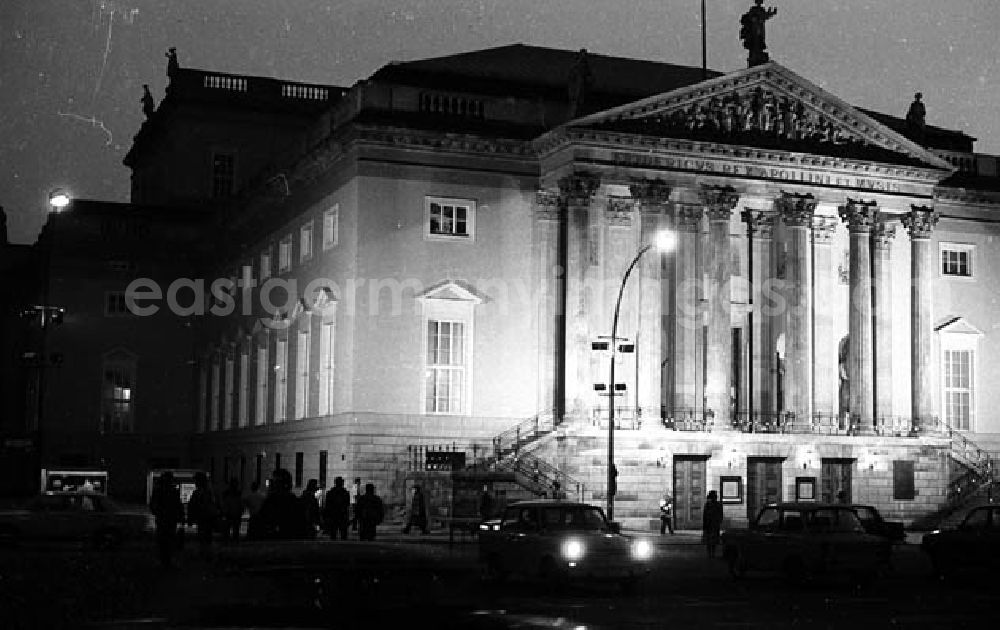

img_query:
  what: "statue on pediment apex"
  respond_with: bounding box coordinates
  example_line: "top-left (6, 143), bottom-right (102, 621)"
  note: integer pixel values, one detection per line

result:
top-left (740, 0), bottom-right (778, 67)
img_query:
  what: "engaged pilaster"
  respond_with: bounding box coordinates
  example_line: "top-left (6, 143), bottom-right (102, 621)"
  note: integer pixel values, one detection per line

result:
top-left (838, 198), bottom-right (879, 433)
top-left (701, 185), bottom-right (740, 430)
top-left (901, 206), bottom-right (939, 433)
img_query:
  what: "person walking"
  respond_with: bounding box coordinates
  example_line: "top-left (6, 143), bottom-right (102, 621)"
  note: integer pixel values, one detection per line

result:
top-left (356, 483), bottom-right (384, 541)
top-left (243, 481), bottom-right (266, 540)
top-left (300, 479), bottom-right (321, 538)
top-left (259, 468), bottom-right (307, 539)
top-left (220, 478), bottom-right (244, 542)
top-left (702, 490), bottom-right (724, 558)
top-left (187, 472), bottom-right (219, 559)
top-left (402, 485), bottom-right (428, 535)
top-left (322, 476), bottom-right (351, 540)
top-left (478, 485), bottom-right (494, 522)
top-left (659, 494), bottom-right (675, 535)
top-left (149, 471), bottom-right (184, 568)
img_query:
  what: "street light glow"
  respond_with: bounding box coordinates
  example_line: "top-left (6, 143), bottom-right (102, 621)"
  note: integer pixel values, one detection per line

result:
top-left (48, 189), bottom-right (71, 211)
top-left (653, 230), bottom-right (675, 253)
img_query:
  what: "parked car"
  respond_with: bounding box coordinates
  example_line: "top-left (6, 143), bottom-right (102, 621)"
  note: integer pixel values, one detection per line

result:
top-left (721, 502), bottom-right (891, 584)
top-left (921, 505), bottom-right (1000, 578)
top-left (850, 504), bottom-right (906, 543)
top-left (0, 492), bottom-right (154, 548)
top-left (478, 500), bottom-right (654, 591)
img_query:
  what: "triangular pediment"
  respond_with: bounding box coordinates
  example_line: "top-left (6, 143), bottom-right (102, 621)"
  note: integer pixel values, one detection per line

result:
top-left (416, 280), bottom-right (484, 304)
top-left (570, 62), bottom-right (952, 171)
top-left (935, 317), bottom-right (984, 336)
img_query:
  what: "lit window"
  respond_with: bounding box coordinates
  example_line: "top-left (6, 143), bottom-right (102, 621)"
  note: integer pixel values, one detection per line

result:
top-left (323, 205), bottom-right (339, 250)
top-left (260, 247), bottom-right (272, 280)
top-left (104, 292), bottom-right (132, 317)
top-left (318, 317), bottom-right (335, 416)
top-left (295, 327), bottom-right (310, 420)
top-left (212, 152), bottom-right (235, 198)
top-left (279, 235), bottom-right (292, 272)
top-left (255, 343), bottom-right (268, 426)
top-left (101, 350), bottom-right (136, 434)
top-left (941, 243), bottom-right (973, 278)
top-left (425, 320), bottom-right (466, 414)
top-left (943, 349), bottom-right (974, 431)
top-left (426, 197), bottom-right (475, 240)
top-left (300, 221), bottom-right (314, 263)
top-left (274, 338), bottom-right (287, 422)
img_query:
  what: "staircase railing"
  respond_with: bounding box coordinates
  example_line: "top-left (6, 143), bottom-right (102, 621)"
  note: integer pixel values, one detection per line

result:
top-left (491, 410), bottom-right (557, 462)
top-left (494, 449), bottom-right (585, 502)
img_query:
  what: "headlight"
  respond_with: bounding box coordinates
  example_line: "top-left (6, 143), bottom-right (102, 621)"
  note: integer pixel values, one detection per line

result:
top-left (562, 539), bottom-right (586, 561)
top-left (632, 539), bottom-right (653, 560)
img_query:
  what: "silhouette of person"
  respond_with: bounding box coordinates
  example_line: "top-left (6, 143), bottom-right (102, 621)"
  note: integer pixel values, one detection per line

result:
top-left (702, 490), bottom-right (724, 558)
top-left (322, 476), bottom-right (351, 540)
top-left (149, 471), bottom-right (184, 568)
top-left (300, 479), bottom-right (321, 538)
top-left (220, 478), bottom-right (244, 542)
top-left (402, 485), bottom-right (428, 534)
top-left (356, 483), bottom-right (384, 541)
top-left (187, 472), bottom-right (218, 559)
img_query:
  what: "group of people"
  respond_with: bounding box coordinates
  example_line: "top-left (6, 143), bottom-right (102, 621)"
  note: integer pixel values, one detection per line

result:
top-left (148, 469), bottom-right (387, 568)
top-left (659, 490), bottom-right (725, 558)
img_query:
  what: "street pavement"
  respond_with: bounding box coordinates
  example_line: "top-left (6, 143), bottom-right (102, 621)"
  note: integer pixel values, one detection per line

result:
top-left (0, 527), bottom-right (992, 629)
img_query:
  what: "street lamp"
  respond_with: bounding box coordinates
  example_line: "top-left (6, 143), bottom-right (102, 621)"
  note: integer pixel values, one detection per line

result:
top-left (606, 230), bottom-right (674, 522)
top-left (48, 189), bottom-right (71, 211)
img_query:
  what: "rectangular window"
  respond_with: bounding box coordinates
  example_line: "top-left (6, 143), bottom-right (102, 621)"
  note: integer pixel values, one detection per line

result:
top-left (426, 196), bottom-right (474, 240)
top-left (425, 320), bottom-right (466, 414)
top-left (198, 363), bottom-right (208, 433)
top-left (279, 235), bottom-right (293, 272)
top-left (323, 205), bottom-right (339, 250)
top-left (318, 318), bottom-right (335, 416)
top-left (295, 452), bottom-right (304, 488)
top-left (274, 452), bottom-right (282, 473)
top-left (238, 349), bottom-right (249, 428)
top-left (210, 360), bottom-right (221, 431)
top-left (944, 349), bottom-right (974, 431)
top-left (255, 344), bottom-right (268, 425)
top-left (941, 244), bottom-right (973, 278)
top-left (319, 450), bottom-right (328, 488)
top-left (300, 221), bottom-right (314, 263)
top-left (255, 454), bottom-right (263, 485)
top-left (260, 247), bottom-right (272, 280)
top-left (892, 460), bottom-right (915, 500)
top-left (275, 338), bottom-right (287, 422)
top-left (224, 357), bottom-right (234, 429)
top-left (295, 328), bottom-right (310, 420)
top-left (212, 152), bottom-right (235, 198)
top-left (101, 352), bottom-right (136, 433)
top-left (104, 291), bottom-right (132, 317)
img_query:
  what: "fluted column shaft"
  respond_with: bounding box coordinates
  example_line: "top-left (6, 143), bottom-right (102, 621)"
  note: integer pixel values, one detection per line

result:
top-left (558, 174), bottom-right (600, 420)
top-left (872, 219), bottom-right (896, 424)
top-left (902, 206), bottom-right (939, 433)
top-left (746, 212), bottom-right (775, 418)
top-left (839, 199), bottom-right (879, 431)
top-left (672, 204), bottom-right (703, 414)
top-left (776, 193), bottom-right (816, 428)
top-left (812, 217), bottom-right (838, 427)
top-left (702, 186), bottom-right (739, 429)
top-left (534, 190), bottom-right (562, 416)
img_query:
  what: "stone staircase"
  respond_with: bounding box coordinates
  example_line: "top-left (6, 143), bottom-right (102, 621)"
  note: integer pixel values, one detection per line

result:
top-left (911, 428), bottom-right (997, 531)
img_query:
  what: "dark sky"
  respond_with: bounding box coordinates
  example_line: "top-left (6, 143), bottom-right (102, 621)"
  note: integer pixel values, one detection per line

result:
top-left (2, 0), bottom-right (998, 245)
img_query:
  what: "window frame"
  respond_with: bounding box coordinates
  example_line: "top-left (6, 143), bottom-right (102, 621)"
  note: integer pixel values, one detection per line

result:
top-left (294, 325), bottom-right (310, 420)
top-left (323, 204), bottom-right (339, 251)
top-left (104, 291), bottom-right (132, 317)
top-left (278, 234), bottom-right (293, 273)
top-left (300, 220), bottom-right (314, 263)
top-left (938, 319), bottom-right (981, 433)
top-left (260, 246), bottom-right (273, 281)
top-left (425, 196), bottom-right (476, 242)
top-left (318, 313), bottom-right (336, 416)
top-left (211, 150), bottom-right (236, 198)
top-left (255, 341), bottom-right (268, 426)
top-left (939, 242), bottom-right (975, 280)
top-left (274, 336), bottom-right (288, 423)
top-left (101, 349), bottom-right (137, 434)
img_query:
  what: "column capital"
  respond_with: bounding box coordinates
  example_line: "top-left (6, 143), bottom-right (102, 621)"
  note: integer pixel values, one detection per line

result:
top-left (872, 218), bottom-right (897, 250)
top-left (901, 205), bottom-right (939, 239)
top-left (557, 172), bottom-right (600, 206)
top-left (674, 203), bottom-right (703, 232)
top-left (838, 198), bottom-right (879, 233)
top-left (700, 185), bottom-right (739, 221)
top-left (811, 216), bottom-right (837, 244)
top-left (534, 190), bottom-right (561, 220)
top-left (629, 178), bottom-right (672, 208)
top-left (741, 210), bottom-right (776, 239)
top-left (776, 191), bottom-right (817, 227)
top-left (606, 196), bottom-right (635, 227)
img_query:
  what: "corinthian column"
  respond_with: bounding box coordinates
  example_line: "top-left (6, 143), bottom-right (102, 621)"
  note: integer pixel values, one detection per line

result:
top-left (558, 173), bottom-right (600, 421)
top-left (701, 185), bottom-right (740, 429)
top-left (630, 179), bottom-right (672, 425)
top-left (775, 192), bottom-right (816, 429)
top-left (534, 190), bottom-right (562, 417)
top-left (746, 212), bottom-right (776, 420)
top-left (872, 217), bottom-right (896, 427)
top-left (812, 216), bottom-right (838, 429)
top-left (838, 198), bottom-right (879, 433)
top-left (672, 203), bottom-right (703, 417)
top-left (901, 206), bottom-right (939, 433)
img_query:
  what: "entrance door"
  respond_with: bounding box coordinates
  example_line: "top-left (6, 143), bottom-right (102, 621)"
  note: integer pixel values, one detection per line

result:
top-left (747, 457), bottom-right (783, 522)
top-left (821, 458), bottom-right (853, 503)
top-left (673, 456), bottom-right (707, 530)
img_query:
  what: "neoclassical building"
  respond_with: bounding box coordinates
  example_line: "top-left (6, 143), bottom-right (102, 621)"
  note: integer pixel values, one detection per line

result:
top-left (9, 37), bottom-right (998, 526)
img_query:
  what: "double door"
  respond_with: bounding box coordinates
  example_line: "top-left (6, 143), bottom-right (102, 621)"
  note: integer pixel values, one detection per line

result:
top-left (747, 457), bottom-right (783, 523)
top-left (673, 456), bottom-right (707, 530)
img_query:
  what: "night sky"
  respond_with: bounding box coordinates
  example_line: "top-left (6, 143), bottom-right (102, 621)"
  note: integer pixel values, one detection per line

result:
top-left (2, 0), bottom-right (998, 245)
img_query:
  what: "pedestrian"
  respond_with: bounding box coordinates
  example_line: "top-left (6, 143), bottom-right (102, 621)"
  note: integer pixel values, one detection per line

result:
top-left (220, 478), bottom-right (244, 542)
top-left (402, 484), bottom-right (428, 534)
top-left (478, 485), bottom-right (494, 522)
top-left (243, 481), bottom-right (266, 539)
top-left (702, 490), bottom-right (724, 558)
top-left (149, 471), bottom-right (184, 568)
top-left (322, 476), bottom-right (351, 540)
top-left (301, 479), bottom-right (321, 538)
top-left (356, 483), bottom-right (384, 541)
top-left (836, 490), bottom-right (849, 504)
top-left (259, 468), bottom-right (308, 539)
top-left (187, 471), bottom-right (219, 559)
top-left (659, 494), bottom-right (675, 535)
top-left (351, 477), bottom-right (361, 531)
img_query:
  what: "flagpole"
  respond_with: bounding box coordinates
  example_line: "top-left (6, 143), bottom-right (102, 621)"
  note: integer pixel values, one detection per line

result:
top-left (701, 0), bottom-right (708, 79)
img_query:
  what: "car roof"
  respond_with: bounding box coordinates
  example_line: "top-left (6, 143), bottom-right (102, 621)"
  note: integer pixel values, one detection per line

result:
top-left (764, 502), bottom-right (858, 511)
top-left (505, 500), bottom-right (596, 509)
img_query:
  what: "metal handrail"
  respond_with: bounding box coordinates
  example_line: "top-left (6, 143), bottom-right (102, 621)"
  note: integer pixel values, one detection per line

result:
top-left (492, 410), bottom-right (557, 461)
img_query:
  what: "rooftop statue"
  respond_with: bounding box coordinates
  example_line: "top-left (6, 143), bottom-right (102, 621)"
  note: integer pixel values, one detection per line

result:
top-left (165, 47), bottom-right (179, 78)
top-left (740, 0), bottom-right (778, 67)
top-left (141, 84), bottom-right (156, 119)
top-left (906, 92), bottom-right (926, 135)
top-left (567, 48), bottom-right (594, 119)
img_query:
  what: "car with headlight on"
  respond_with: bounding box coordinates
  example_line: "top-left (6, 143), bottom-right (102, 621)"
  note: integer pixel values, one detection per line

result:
top-left (0, 492), bottom-right (154, 549)
top-left (921, 505), bottom-right (1000, 578)
top-left (721, 502), bottom-right (891, 585)
top-left (478, 500), bottom-right (654, 591)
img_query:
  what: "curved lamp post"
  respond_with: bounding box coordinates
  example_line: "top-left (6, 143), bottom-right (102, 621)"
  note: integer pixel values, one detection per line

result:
top-left (607, 231), bottom-right (674, 522)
